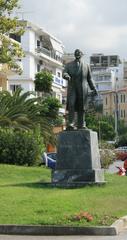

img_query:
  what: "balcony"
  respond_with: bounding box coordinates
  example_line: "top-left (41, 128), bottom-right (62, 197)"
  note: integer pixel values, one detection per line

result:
top-left (95, 78), bottom-right (111, 83)
top-left (35, 47), bottom-right (63, 64)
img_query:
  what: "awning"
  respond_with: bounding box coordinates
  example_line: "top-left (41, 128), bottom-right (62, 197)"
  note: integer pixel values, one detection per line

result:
top-left (50, 38), bottom-right (64, 55)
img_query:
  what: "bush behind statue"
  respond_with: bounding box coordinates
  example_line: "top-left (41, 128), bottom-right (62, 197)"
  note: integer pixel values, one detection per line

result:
top-left (100, 149), bottom-right (116, 169)
top-left (0, 128), bottom-right (45, 166)
top-left (99, 142), bottom-right (117, 169)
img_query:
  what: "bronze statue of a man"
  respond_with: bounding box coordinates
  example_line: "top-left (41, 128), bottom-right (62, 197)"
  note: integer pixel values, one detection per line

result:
top-left (63, 49), bottom-right (97, 130)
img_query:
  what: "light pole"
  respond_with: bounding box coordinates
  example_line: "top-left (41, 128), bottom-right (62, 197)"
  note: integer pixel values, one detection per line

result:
top-left (98, 119), bottom-right (101, 147)
top-left (115, 77), bottom-right (119, 141)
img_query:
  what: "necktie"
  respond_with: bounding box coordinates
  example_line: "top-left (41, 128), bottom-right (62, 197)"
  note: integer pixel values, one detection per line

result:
top-left (77, 61), bottom-right (80, 67)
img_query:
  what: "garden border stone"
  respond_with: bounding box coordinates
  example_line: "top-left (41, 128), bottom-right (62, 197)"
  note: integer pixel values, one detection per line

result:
top-left (0, 216), bottom-right (126, 236)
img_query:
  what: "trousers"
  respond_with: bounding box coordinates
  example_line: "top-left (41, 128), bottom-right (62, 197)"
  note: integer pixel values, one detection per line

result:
top-left (68, 82), bottom-right (85, 128)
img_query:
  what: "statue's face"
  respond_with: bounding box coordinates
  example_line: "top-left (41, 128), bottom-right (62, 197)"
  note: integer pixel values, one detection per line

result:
top-left (74, 50), bottom-right (82, 60)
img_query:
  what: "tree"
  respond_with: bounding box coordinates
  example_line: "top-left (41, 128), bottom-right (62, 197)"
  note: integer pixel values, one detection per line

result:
top-left (0, 0), bottom-right (25, 73)
top-left (34, 70), bottom-right (64, 127)
top-left (85, 113), bottom-right (98, 132)
top-left (99, 120), bottom-right (115, 140)
top-left (0, 88), bottom-right (36, 129)
top-left (86, 113), bottom-right (115, 141)
top-left (117, 133), bottom-right (127, 147)
top-left (38, 96), bottom-right (63, 126)
top-left (34, 70), bottom-right (53, 93)
top-left (118, 119), bottom-right (127, 135)
top-left (0, 88), bottom-right (55, 145)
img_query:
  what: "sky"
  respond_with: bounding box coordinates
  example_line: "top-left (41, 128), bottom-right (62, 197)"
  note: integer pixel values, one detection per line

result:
top-left (18, 0), bottom-right (127, 60)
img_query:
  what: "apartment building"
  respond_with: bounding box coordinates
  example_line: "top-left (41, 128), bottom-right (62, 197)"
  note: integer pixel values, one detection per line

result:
top-left (9, 21), bottom-right (66, 108)
top-left (103, 88), bottom-right (127, 125)
top-left (89, 53), bottom-right (123, 110)
top-left (90, 54), bottom-right (123, 93)
top-left (122, 60), bottom-right (127, 87)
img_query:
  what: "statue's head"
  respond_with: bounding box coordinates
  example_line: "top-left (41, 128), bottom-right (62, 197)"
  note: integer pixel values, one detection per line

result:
top-left (74, 49), bottom-right (83, 60)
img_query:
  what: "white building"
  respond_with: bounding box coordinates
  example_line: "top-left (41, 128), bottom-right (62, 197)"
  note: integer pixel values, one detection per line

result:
top-left (91, 68), bottom-right (116, 92)
top-left (9, 20), bottom-right (66, 106)
top-left (90, 54), bottom-right (123, 93)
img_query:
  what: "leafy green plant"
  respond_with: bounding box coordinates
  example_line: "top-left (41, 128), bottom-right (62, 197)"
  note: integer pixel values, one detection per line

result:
top-left (86, 114), bottom-right (115, 141)
top-left (100, 148), bottom-right (116, 169)
top-left (0, 88), bottom-right (56, 145)
top-left (0, 0), bottom-right (25, 73)
top-left (38, 96), bottom-right (63, 126)
top-left (0, 128), bottom-right (45, 166)
top-left (34, 71), bottom-right (53, 93)
top-left (116, 133), bottom-right (127, 147)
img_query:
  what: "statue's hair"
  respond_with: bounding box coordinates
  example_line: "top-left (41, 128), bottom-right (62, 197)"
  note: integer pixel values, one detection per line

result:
top-left (74, 49), bottom-right (83, 56)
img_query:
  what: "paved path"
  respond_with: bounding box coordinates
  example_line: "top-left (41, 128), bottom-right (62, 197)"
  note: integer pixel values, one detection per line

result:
top-left (107, 160), bottom-right (123, 173)
top-left (0, 229), bottom-right (127, 240)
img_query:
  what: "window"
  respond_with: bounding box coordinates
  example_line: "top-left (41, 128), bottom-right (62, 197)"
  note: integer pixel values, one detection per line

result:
top-left (57, 72), bottom-right (61, 78)
top-left (121, 109), bottom-right (123, 118)
top-left (62, 96), bottom-right (66, 105)
top-left (37, 40), bottom-right (41, 47)
top-left (10, 84), bottom-right (21, 93)
top-left (121, 95), bottom-right (123, 103)
top-left (123, 94), bottom-right (126, 103)
top-left (114, 95), bottom-right (116, 104)
top-left (116, 94), bottom-right (119, 103)
top-left (105, 97), bottom-right (108, 105)
top-left (10, 34), bottom-right (21, 43)
top-left (37, 64), bottom-right (41, 72)
top-left (124, 110), bottom-right (126, 118)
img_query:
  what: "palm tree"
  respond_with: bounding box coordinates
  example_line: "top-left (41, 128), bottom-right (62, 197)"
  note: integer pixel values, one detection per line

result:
top-left (0, 88), bottom-right (55, 145)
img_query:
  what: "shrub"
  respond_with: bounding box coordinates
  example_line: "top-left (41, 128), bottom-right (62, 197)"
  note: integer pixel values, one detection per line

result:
top-left (116, 133), bottom-right (127, 147)
top-left (100, 149), bottom-right (116, 169)
top-left (99, 142), bottom-right (117, 169)
top-left (34, 71), bottom-right (53, 93)
top-left (0, 128), bottom-right (45, 166)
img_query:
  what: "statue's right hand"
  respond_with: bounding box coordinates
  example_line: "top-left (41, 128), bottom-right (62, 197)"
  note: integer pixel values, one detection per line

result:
top-left (66, 75), bottom-right (71, 81)
top-left (63, 73), bottom-right (71, 81)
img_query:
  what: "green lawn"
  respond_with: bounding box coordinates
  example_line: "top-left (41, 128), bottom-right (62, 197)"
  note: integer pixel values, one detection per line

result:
top-left (0, 164), bottom-right (127, 226)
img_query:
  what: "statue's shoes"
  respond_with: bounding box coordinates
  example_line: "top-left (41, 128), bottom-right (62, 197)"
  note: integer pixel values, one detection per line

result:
top-left (66, 123), bottom-right (75, 131)
top-left (77, 126), bottom-right (88, 130)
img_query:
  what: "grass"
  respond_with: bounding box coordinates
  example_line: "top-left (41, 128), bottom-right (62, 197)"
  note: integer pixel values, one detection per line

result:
top-left (0, 164), bottom-right (127, 226)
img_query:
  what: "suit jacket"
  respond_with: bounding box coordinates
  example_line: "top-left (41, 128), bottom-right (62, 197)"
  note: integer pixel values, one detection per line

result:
top-left (63, 59), bottom-right (96, 111)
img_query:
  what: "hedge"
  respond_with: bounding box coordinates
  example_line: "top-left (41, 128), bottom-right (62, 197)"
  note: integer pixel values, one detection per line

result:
top-left (0, 128), bottom-right (45, 166)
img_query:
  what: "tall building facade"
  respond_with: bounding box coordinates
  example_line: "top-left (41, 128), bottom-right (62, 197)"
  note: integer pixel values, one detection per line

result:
top-left (9, 21), bottom-right (66, 107)
top-left (103, 88), bottom-right (127, 125)
top-left (89, 53), bottom-right (123, 109)
top-left (90, 54), bottom-right (122, 93)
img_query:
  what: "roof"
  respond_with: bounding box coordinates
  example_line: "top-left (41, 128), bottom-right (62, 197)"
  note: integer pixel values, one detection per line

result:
top-left (20, 20), bottom-right (64, 46)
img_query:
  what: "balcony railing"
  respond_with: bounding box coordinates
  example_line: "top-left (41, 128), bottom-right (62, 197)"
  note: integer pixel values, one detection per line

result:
top-left (35, 47), bottom-right (63, 63)
top-left (95, 78), bottom-right (111, 82)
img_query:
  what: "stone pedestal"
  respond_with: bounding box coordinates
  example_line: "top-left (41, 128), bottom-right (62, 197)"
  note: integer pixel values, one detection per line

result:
top-left (52, 129), bottom-right (105, 185)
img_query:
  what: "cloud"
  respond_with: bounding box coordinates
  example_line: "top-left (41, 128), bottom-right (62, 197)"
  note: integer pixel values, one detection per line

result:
top-left (19, 0), bottom-right (127, 58)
